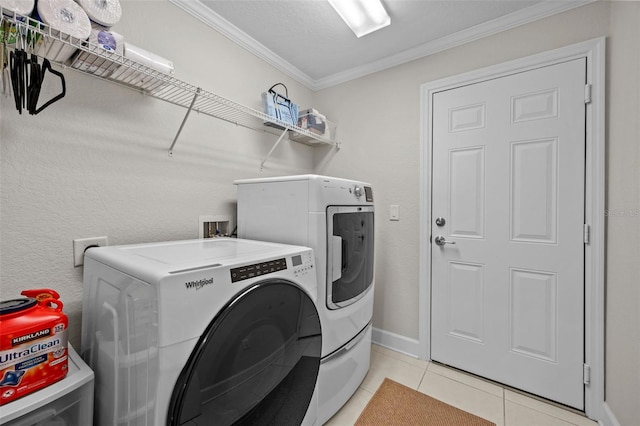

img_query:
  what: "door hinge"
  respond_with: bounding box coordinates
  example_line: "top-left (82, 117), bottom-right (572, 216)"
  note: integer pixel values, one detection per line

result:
top-left (583, 364), bottom-right (591, 385)
top-left (585, 84), bottom-right (592, 104)
top-left (583, 224), bottom-right (590, 244)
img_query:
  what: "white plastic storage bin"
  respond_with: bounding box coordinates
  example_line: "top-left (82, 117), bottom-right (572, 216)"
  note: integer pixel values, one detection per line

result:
top-left (289, 108), bottom-right (336, 143)
top-left (0, 345), bottom-right (94, 426)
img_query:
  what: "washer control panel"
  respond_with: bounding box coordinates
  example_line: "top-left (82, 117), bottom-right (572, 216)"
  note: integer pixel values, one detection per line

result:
top-left (292, 251), bottom-right (314, 278)
top-left (230, 251), bottom-right (314, 283)
top-left (230, 258), bottom-right (287, 283)
top-left (364, 186), bottom-right (373, 202)
top-left (348, 185), bottom-right (373, 202)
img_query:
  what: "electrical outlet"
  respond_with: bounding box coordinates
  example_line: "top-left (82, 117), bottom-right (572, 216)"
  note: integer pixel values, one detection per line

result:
top-left (73, 236), bottom-right (108, 267)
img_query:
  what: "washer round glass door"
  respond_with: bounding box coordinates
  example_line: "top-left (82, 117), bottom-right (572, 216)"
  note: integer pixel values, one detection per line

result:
top-left (167, 280), bottom-right (322, 425)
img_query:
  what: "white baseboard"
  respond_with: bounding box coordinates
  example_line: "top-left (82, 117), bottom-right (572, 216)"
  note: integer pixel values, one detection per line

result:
top-left (371, 327), bottom-right (422, 359)
top-left (373, 328), bottom-right (618, 426)
top-left (598, 402), bottom-right (621, 426)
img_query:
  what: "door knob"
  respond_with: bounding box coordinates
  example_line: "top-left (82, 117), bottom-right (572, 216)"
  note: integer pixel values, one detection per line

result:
top-left (434, 236), bottom-right (456, 246)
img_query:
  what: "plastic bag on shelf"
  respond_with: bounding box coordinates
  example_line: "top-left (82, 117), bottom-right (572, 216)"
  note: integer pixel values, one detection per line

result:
top-left (262, 82), bottom-right (298, 129)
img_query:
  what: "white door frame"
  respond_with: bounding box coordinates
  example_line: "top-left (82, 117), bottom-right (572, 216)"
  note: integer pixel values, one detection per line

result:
top-left (418, 38), bottom-right (605, 420)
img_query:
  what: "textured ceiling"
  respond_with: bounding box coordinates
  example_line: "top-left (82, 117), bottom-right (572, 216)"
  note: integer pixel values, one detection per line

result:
top-left (170, 0), bottom-right (593, 90)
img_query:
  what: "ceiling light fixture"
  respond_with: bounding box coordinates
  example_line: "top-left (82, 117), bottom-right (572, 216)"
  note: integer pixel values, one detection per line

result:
top-left (328, 0), bottom-right (390, 38)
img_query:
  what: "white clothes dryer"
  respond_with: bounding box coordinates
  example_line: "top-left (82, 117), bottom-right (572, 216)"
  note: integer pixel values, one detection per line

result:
top-left (81, 238), bottom-right (321, 426)
top-left (235, 175), bottom-right (374, 424)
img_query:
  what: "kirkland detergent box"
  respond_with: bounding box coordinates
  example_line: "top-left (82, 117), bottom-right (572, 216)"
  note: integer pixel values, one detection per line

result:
top-left (0, 289), bottom-right (69, 405)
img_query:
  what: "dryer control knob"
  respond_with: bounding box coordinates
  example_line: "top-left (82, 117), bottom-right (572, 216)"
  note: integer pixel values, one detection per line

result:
top-left (354, 186), bottom-right (363, 198)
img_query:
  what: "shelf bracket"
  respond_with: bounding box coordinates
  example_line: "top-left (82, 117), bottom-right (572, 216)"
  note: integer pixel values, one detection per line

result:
top-left (168, 88), bottom-right (201, 156)
top-left (314, 141), bottom-right (341, 173)
top-left (260, 128), bottom-right (288, 170)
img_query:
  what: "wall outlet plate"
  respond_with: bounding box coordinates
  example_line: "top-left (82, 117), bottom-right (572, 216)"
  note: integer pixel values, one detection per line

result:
top-left (73, 236), bottom-right (108, 267)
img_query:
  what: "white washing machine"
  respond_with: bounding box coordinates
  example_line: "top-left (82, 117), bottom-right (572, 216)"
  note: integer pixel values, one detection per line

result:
top-left (235, 175), bottom-right (374, 424)
top-left (80, 238), bottom-right (322, 426)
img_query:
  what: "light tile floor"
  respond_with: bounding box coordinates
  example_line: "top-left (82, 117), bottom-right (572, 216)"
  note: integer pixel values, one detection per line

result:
top-left (325, 344), bottom-right (597, 426)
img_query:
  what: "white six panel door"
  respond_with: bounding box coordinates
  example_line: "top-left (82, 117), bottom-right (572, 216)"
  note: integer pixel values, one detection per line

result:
top-left (431, 59), bottom-right (586, 409)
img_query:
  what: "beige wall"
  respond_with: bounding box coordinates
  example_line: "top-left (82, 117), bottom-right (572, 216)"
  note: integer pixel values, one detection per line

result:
top-left (1, 1), bottom-right (638, 424)
top-left (0, 0), bottom-right (317, 348)
top-left (316, 0), bottom-right (611, 341)
top-left (316, 1), bottom-right (639, 424)
top-left (603, 2), bottom-right (640, 425)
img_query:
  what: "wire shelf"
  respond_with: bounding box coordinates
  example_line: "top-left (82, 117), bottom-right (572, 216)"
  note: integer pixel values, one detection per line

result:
top-left (1, 7), bottom-right (339, 162)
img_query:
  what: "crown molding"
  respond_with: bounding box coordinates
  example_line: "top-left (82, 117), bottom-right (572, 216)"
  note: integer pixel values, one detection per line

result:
top-left (169, 0), bottom-right (596, 91)
top-left (168, 0), bottom-right (315, 88)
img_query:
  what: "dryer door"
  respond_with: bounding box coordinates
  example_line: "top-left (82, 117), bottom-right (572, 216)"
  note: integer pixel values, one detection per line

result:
top-left (167, 280), bottom-right (322, 426)
top-left (326, 206), bottom-right (375, 309)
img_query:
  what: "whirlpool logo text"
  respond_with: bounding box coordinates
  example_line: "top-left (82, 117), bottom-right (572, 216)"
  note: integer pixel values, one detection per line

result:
top-left (185, 278), bottom-right (214, 290)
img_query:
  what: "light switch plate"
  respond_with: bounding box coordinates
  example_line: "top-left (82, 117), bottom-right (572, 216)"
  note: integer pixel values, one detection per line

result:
top-left (390, 205), bottom-right (400, 221)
